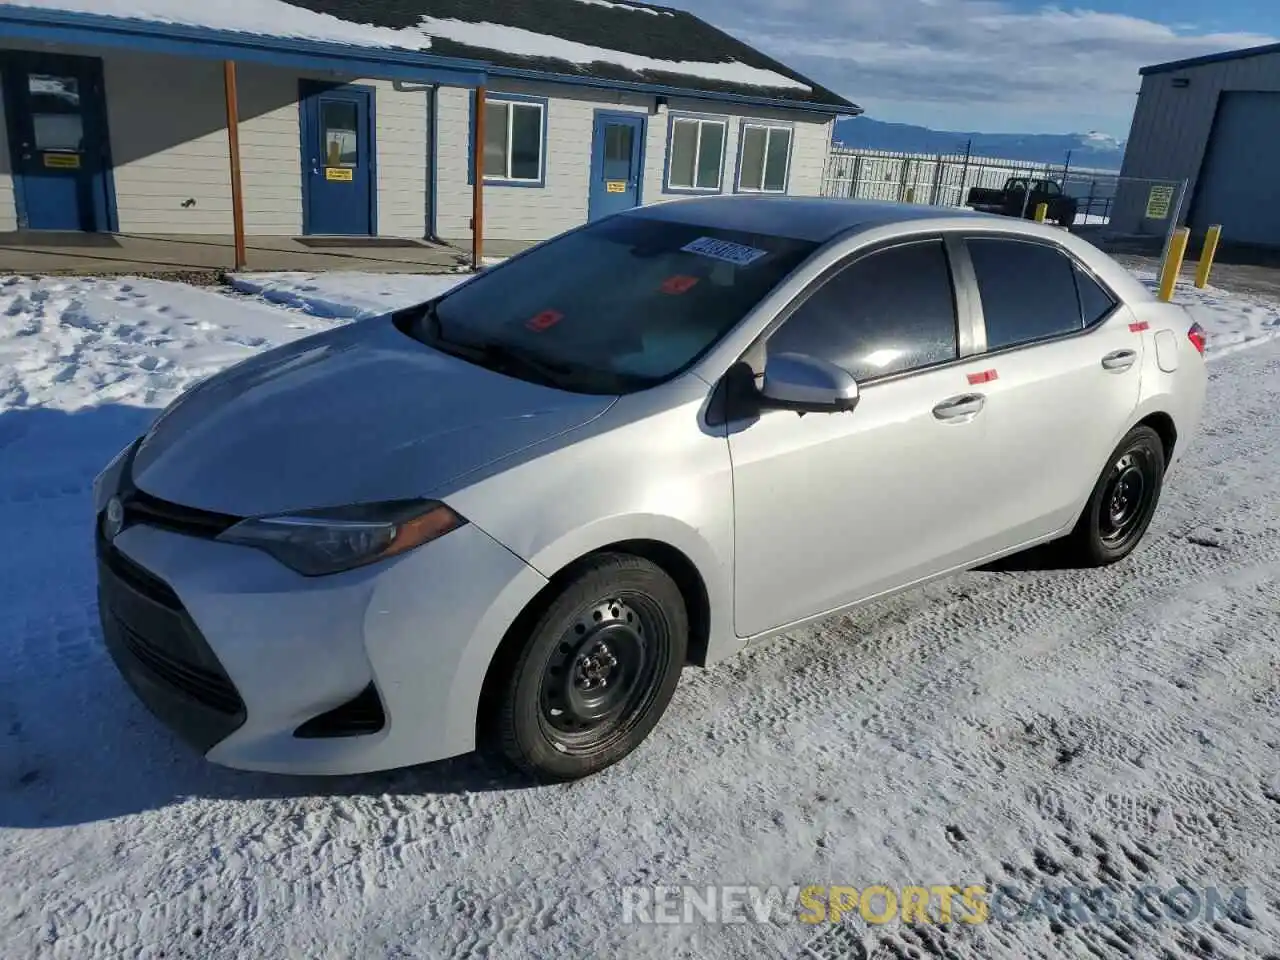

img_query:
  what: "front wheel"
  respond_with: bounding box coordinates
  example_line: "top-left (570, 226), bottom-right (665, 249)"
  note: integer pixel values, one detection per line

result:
top-left (1062, 425), bottom-right (1166, 566)
top-left (492, 554), bottom-right (687, 781)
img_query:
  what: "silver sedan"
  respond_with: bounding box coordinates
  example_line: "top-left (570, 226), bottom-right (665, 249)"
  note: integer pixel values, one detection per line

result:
top-left (93, 197), bottom-right (1208, 781)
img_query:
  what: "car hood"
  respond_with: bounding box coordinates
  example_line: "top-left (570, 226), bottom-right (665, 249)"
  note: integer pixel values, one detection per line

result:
top-left (131, 316), bottom-right (614, 516)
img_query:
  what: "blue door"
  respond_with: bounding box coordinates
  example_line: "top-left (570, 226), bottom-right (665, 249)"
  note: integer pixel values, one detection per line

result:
top-left (300, 82), bottom-right (375, 236)
top-left (3, 53), bottom-right (115, 232)
top-left (588, 111), bottom-right (645, 221)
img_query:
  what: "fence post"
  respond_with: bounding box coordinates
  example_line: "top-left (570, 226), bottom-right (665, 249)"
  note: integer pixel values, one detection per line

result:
top-left (897, 157), bottom-right (910, 202)
top-left (1160, 179), bottom-right (1190, 270)
top-left (1158, 227), bottom-right (1190, 302)
top-left (850, 155), bottom-right (863, 200)
top-left (1195, 224), bottom-right (1223, 289)
top-left (930, 153), bottom-right (944, 205)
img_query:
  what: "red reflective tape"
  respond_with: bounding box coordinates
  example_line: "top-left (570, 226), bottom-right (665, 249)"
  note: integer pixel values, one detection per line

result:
top-left (1129, 321), bottom-right (1150, 332)
top-left (967, 369), bottom-right (998, 385)
top-left (659, 274), bottom-right (700, 295)
top-left (525, 309), bottom-right (563, 332)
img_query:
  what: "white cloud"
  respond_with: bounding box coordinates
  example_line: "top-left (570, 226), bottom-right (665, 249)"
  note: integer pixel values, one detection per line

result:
top-left (669, 0), bottom-right (1276, 134)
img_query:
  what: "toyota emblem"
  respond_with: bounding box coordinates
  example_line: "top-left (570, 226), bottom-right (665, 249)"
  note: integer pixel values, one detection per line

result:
top-left (104, 497), bottom-right (125, 541)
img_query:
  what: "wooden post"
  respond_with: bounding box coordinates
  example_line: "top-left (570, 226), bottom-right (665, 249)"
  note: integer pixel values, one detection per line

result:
top-left (472, 86), bottom-right (486, 271)
top-left (223, 61), bottom-right (247, 271)
top-left (1195, 224), bottom-right (1223, 289)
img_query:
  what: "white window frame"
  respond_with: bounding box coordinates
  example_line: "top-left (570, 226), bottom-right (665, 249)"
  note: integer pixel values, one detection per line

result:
top-left (483, 98), bottom-right (546, 184)
top-left (666, 116), bottom-right (728, 192)
top-left (736, 122), bottom-right (793, 194)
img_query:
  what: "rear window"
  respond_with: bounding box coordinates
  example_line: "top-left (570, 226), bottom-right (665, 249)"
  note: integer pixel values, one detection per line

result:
top-left (968, 238), bottom-right (1084, 350)
top-left (424, 215), bottom-right (818, 393)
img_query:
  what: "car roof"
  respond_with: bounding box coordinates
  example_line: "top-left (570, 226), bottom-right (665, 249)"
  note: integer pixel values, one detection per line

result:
top-left (625, 195), bottom-right (1000, 243)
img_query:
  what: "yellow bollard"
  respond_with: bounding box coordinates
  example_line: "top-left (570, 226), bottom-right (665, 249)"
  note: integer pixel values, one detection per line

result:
top-left (1195, 224), bottom-right (1223, 289)
top-left (1034, 202), bottom-right (1048, 223)
top-left (1158, 227), bottom-right (1191, 302)
top-left (905, 187), bottom-right (915, 203)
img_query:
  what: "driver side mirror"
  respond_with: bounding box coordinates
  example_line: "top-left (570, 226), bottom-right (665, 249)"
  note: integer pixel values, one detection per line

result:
top-left (759, 352), bottom-right (860, 414)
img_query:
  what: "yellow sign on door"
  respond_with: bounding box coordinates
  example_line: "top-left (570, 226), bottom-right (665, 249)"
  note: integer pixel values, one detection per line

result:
top-left (1145, 184), bottom-right (1174, 220)
top-left (43, 153), bottom-right (81, 169)
top-left (606, 180), bottom-right (627, 194)
top-left (325, 167), bottom-right (354, 182)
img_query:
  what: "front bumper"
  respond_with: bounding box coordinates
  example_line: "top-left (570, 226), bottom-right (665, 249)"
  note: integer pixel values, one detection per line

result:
top-left (95, 512), bottom-right (547, 775)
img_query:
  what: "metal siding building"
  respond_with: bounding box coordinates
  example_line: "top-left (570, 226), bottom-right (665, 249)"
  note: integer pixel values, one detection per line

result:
top-left (1114, 43), bottom-right (1280, 245)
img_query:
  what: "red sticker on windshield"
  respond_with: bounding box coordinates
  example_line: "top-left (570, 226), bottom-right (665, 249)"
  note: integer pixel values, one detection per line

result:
top-left (660, 274), bottom-right (700, 295)
top-left (525, 309), bottom-right (563, 332)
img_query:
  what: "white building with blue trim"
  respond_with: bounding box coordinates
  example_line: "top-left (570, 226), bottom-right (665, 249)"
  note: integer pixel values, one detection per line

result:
top-left (0, 0), bottom-right (858, 250)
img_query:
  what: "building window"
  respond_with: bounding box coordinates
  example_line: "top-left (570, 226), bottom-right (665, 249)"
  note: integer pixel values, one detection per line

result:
top-left (667, 116), bottom-right (727, 191)
top-left (737, 123), bottom-right (792, 193)
top-left (483, 98), bottom-right (545, 183)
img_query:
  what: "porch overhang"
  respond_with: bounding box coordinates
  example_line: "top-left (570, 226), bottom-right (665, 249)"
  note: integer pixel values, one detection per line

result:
top-left (0, 5), bottom-right (489, 87)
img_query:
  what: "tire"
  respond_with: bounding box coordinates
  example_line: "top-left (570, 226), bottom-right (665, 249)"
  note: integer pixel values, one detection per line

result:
top-left (493, 553), bottom-right (687, 781)
top-left (1062, 425), bottom-right (1166, 566)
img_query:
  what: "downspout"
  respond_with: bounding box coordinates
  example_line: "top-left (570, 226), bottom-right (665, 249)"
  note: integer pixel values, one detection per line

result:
top-left (426, 83), bottom-right (443, 244)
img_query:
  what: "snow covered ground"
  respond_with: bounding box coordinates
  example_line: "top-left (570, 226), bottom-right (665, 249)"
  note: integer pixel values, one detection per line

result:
top-left (1, 272), bottom-right (1279, 959)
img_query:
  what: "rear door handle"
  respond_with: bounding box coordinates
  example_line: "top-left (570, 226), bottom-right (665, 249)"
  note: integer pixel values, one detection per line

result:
top-left (1102, 349), bottom-right (1137, 372)
top-left (932, 393), bottom-right (986, 421)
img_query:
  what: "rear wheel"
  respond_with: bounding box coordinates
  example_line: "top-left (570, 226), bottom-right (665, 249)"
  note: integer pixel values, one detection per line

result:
top-left (1063, 425), bottom-right (1165, 566)
top-left (493, 554), bottom-right (687, 781)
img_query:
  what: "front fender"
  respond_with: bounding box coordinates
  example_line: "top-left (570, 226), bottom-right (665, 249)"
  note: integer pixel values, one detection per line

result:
top-left (523, 512), bottom-right (738, 664)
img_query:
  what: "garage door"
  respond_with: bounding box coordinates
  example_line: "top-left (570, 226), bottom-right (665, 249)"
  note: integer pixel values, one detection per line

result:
top-left (1190, 91), bottom-right (1280, 246)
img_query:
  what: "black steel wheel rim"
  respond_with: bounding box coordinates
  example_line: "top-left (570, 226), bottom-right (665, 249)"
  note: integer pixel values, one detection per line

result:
top-left (1099, 450), bottom-right (1151, 545)
top-left (539, 596), bottom-right (667, 751)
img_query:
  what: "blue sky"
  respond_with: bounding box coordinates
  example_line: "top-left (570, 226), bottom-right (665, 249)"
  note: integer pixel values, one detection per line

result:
top-left (668, 0), bottom-right (1278, 136)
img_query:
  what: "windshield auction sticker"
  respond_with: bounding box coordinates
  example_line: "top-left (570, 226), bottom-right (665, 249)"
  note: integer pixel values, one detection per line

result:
top-left (681, 237), bottom-right (768, 267)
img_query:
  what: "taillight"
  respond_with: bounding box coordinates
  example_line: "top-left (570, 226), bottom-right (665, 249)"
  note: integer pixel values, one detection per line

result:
top-left (1187, 322), bottom-right (1207, 356)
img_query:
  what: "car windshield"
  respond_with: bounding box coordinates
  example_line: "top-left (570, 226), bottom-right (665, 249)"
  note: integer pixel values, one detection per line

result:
top-left (400, 214), bottom-right (819, 394)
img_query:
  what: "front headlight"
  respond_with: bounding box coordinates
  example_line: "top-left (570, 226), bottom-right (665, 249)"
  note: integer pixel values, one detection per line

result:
top-left (217, 499), bottom-right (466, 576)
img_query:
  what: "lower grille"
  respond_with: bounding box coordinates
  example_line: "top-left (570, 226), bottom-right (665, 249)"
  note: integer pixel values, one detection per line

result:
top-left (97, 539), bottom-right (246, 752)
top-left (115, 616), bottom-right (242, 715)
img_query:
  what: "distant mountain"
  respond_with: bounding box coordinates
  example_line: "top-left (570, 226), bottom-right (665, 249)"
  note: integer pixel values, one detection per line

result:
top-left (834, 117), bottom-right (1125, 170)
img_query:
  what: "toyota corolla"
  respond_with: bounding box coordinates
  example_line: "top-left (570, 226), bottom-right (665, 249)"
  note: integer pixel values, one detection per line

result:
top-left (93, 197), bottom-right (1207, 781)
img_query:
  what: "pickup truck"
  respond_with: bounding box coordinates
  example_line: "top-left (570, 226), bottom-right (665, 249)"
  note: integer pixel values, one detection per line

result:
top-left (966, 178), bottom-right (1078, 226)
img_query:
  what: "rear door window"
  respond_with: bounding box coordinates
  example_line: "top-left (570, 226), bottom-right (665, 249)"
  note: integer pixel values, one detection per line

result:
top-left (767, 239), bottom-right (959, 381)
top-left (967, 238), bottom-right (1083, 350)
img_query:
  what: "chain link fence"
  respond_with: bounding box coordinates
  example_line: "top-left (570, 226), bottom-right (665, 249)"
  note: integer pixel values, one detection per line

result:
top-left (820, 147), bottom-right (1187, 257)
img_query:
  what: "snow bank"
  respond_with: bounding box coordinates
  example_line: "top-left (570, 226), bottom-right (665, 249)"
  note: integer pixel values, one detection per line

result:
top-left (3, 0), bottom-right (434, 50)
top-left (0, 275), bottom-right (341, 412)
top-left (1130, 270), bottom-right (1280, 358)
top-left (228, 272), bottom-right (463, 321)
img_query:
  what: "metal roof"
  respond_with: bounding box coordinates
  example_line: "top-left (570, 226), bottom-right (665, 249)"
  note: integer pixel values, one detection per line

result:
top-left (1140, 41), bottom-right (1280, 76)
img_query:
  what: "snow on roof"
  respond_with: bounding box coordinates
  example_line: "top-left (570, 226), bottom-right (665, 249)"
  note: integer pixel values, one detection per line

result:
top-left (420, 17), bottom-right (810, 91)
top-left (569, 0), bottom-right (673, 16)
top-left (4, 0), bottom-right (810, 93)
top-left (1, 0), bottom-right (435, 50)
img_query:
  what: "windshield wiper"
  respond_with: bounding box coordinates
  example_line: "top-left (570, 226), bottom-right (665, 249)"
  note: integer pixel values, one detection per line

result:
top-left (409, 302), bottom-right (574, 388)
top-left (461, 340), bottom-right (576, 387)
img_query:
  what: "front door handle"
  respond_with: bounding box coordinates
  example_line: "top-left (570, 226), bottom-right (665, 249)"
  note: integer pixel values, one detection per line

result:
top-left (932, 393), bottom-right (986, 421)
top-left (1102, 349), bottom-right (1137, 372)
